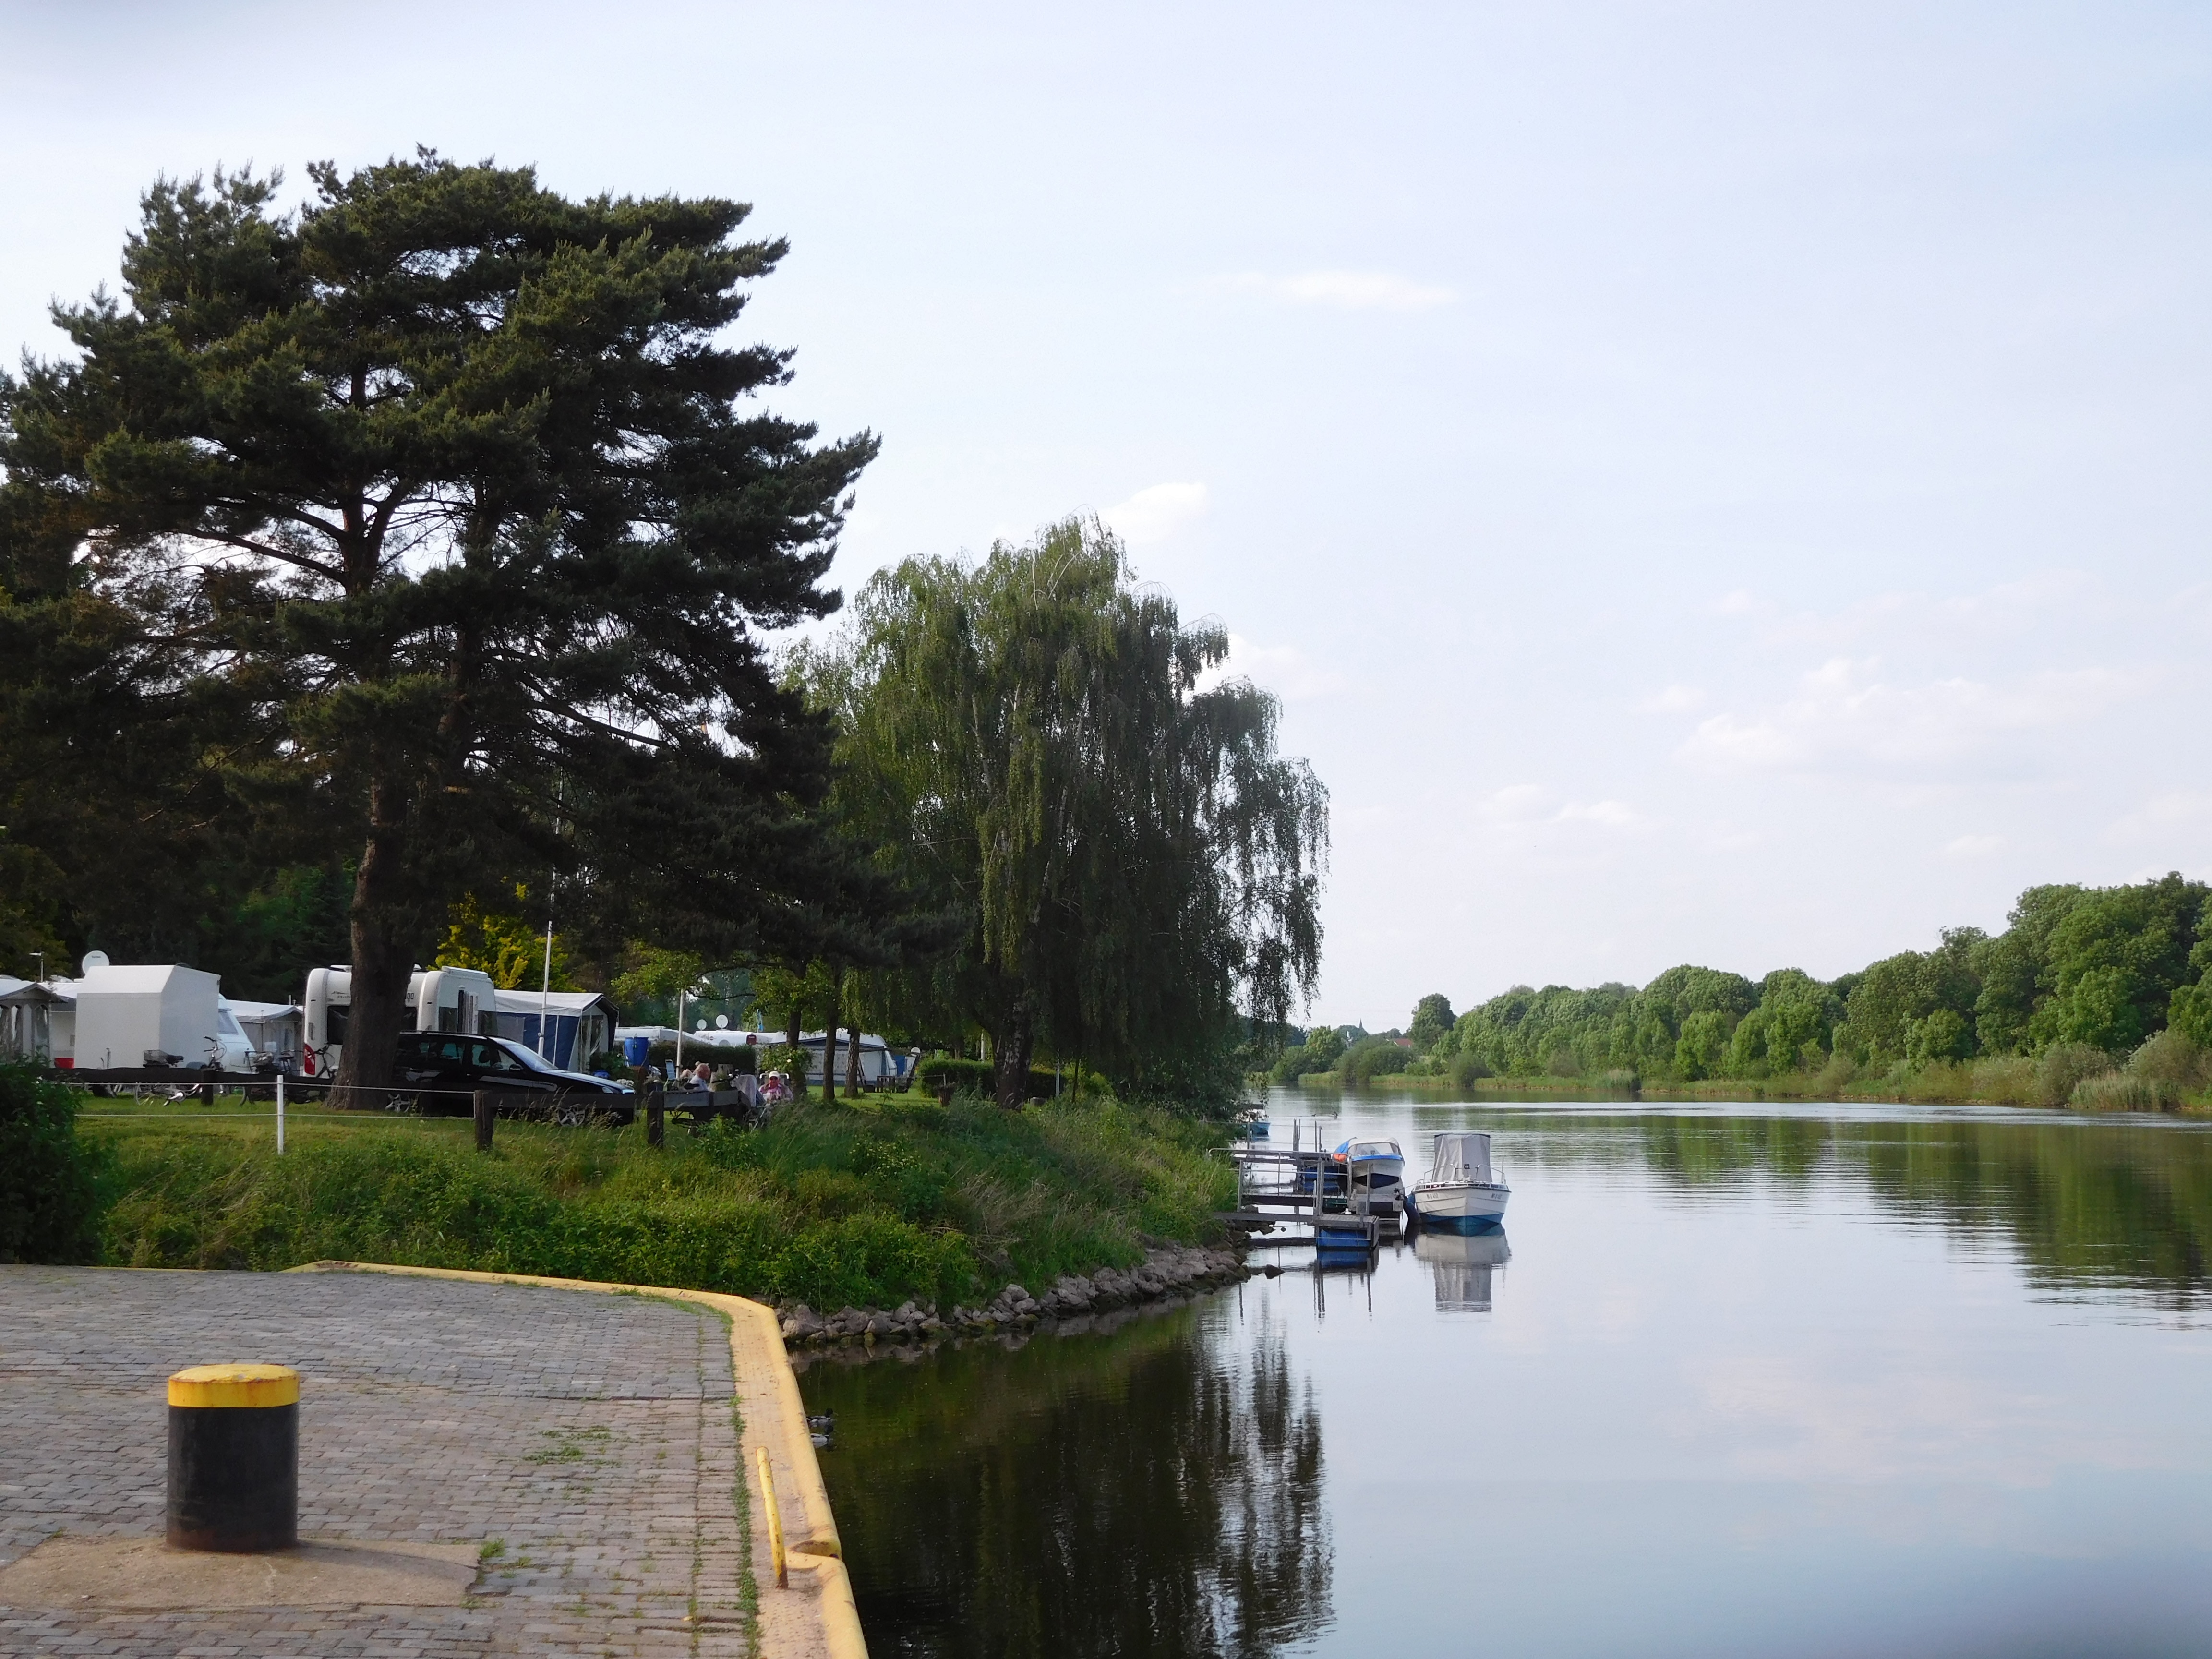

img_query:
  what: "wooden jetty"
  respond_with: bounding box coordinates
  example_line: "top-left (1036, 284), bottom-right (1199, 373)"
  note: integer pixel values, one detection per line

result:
top-left (1219, 1118), bottom-right (1398, 1251)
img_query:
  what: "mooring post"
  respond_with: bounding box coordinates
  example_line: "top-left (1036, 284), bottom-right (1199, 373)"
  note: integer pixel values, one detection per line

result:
top-left (756, 1445), bottom-right (788, 1588)
top-left (274, 1069), bottom-right (285, 1155)
top-left (647, 1086), bottom-right (665, 1149)
top-left (167, 1364), bottom-right (298, 1552)
top-left (473, 1088), bottom-right (494, 1152)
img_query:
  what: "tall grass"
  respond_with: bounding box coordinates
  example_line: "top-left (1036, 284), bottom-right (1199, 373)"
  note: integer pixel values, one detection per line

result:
top-left (89, 1092), bottom-right (1236, 1310)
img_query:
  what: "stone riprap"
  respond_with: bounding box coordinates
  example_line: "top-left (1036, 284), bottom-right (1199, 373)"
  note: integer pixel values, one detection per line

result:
top-left (0, 1266), bottom-right (755, 1658)
top-left (777, 1245), bottom-right (1248, 1351)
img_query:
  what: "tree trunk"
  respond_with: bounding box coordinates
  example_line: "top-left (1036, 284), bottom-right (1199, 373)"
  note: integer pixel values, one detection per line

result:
top-left (337, 818), bottom-right (416, 1110)
top-left (995, 999), bottom-right (1034, 1110)
top-left (822, 970), bottom-right (841, 1103)
top-left (846, 999), bottom-right (864, 1096)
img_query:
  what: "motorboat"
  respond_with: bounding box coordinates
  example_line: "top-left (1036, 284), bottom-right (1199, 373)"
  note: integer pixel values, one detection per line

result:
top-left (1407, 1130), bottom-right (1509, 1232)
top-left (1415, 1228), bottom-right (1511, 1311)
top-left (1234, 1104), bottom-right (1270, 1139)
top-left (1336, 1136), bottom-right (1405, 1214)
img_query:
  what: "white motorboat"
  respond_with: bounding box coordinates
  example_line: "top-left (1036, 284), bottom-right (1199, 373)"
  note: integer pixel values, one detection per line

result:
top-left (1414, 1228), bottom-right (1512, 1311)
top-left (1407, 1130), bottom-right (1509, 1232)
top-left (1335, 1136), bottom-right (1405, 1213)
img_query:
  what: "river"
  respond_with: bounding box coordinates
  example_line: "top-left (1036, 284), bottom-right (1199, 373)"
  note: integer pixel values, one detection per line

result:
top-left (797, 1091), bottom-right (2212, 1657)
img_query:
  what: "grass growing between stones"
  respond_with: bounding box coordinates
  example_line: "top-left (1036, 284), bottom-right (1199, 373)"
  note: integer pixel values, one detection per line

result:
top-left (84, 1091), bottom-right (1236, 1309)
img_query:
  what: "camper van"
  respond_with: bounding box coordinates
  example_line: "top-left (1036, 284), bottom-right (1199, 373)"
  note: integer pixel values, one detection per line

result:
top-left (302, 965), bottom-right (498, 1077)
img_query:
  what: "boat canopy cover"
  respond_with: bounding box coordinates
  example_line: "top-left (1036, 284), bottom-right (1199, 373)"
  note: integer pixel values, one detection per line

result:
top-left (1427, 1131), bottom-right (1494, 1185)
top-left (1335, 1138), bottom-right (1403, 1159)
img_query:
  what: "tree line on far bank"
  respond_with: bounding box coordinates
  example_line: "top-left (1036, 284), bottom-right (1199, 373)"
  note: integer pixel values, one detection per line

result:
top-left (0, 154), bottom-right (1326, 1113)
top-left (1271, 873), bottom-right (2212, 1106)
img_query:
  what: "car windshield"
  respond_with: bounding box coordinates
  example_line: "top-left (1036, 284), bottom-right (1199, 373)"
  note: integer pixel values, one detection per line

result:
top-left (494, 1039), bottom-right (560, 1074)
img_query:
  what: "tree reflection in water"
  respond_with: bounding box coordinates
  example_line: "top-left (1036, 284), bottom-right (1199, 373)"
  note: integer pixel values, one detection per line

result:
top-left (800, 1300), bottom-right (1330, 1658)
top-left (1487, 1108), bottom-right (2212, 1309)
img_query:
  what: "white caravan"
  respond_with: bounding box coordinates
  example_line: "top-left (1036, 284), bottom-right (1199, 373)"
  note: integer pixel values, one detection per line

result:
top-left (72, 964), bottom-right (226, 1071)
top-left (302, 965), bottom-right (498, 1077)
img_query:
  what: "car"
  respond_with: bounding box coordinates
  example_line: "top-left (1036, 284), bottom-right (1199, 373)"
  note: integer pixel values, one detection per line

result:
top-left (392, 1031), bottom-right (633, 1121)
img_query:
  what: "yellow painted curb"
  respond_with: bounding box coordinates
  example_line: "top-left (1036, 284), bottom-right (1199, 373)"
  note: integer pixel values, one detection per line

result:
top-left (168, 1362), bottom-right (299, 1408)
top-left (289, 1261), bottom-right (865, 1659)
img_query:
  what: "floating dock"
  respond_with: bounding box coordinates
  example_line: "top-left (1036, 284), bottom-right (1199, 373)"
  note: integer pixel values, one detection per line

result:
top-left (1220, 1120), bottom-right (1399, 1251)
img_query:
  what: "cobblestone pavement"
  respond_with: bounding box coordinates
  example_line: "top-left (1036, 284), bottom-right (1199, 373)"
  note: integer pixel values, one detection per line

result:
top-left (0, 1267), bottom-right (754, 1657)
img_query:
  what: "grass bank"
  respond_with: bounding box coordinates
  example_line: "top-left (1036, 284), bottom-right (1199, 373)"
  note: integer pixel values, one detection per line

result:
top-left (81, 1090), bottom-right (1236, 1310)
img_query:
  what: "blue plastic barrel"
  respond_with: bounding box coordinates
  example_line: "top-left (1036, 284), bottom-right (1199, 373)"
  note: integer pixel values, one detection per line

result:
top-left (622, 1035), bottom-right (651, 1068)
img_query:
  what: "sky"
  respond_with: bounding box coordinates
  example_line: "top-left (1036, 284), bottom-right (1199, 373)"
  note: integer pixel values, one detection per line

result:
top-left (3, 1), bottom-right (2209, 1029)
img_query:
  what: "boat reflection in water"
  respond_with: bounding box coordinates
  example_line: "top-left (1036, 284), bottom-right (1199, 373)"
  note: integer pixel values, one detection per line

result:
top-left (1415, 1226), bottom-right (1511, 1312)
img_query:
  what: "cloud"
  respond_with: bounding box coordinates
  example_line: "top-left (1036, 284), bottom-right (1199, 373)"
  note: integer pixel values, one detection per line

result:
top-left (1216, 269), bottom-right (1456, 311)
top-left (2104, 792), bottom-right (2212, 847)
top-left (1102, 481), bottom-right (1207, 544)
top-left (1638, 684), bottom-right (1707, 714)
top-left (1198, 633), bottom-right (1350, 702)
top-left (1475, 785), bottom-right (1643, 831)
top-left (1711, 572), bottom-right (2103, 654)
top-left (1677, 656), bottom-right (2148, 778)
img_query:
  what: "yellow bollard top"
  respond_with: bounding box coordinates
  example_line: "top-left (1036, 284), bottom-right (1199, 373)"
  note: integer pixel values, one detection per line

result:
top-left (168, 1363), bottom-right (300, 1408)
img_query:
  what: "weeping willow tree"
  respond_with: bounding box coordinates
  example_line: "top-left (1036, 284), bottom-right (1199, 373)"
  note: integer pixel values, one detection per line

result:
top-left (799, 516), bottom-right (1327, 1110)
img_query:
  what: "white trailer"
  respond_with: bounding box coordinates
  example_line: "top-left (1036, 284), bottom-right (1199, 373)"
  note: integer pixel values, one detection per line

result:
top-left (302, 965), bottom-right (497, 1077)
top-left (72, 964), bottom-right (223, 1070)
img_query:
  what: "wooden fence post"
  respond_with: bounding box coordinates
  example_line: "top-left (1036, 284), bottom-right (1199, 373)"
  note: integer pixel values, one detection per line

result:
top-left (472, 1089), bottom-right (494, 1152)
top-left (647, 1086), bottom-right (665, 1149)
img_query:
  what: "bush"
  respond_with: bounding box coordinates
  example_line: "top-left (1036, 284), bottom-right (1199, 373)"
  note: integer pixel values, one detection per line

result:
top-left (1597, 1068), bottom-right (1640, 1094)
top-left (1968, 1056), bottom-right (2038, 1106)
top-left (917, 1057), bottom-right (993, 1091)
top-left (1449, 1052), bottom-right (1492, 1089)
top-left (1810, 1051), bottom-right (1858, 1097)
top-left (2127, 1030), bottom-right (2212, 1094)
top-left (755, 1042), bottom-right (808, 1080)
top-left (2036, 1043), bottom-right (2115, 1107)
top-left (2072, 1074), bottom-right (2182, 1112)
top-left (0, 1066), bottom-right (109, 1263)
top-left (1341, 1037), bottom-right (1413, 1084)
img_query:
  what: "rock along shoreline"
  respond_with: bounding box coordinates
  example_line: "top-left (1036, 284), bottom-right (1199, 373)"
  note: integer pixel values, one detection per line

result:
top-left (776, 1244), bottom-right (1252, 1358)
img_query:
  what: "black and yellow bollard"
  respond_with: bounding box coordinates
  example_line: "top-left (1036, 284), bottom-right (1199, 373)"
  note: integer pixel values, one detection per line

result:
top-left (167, 1363), bottom-right (299, 1552)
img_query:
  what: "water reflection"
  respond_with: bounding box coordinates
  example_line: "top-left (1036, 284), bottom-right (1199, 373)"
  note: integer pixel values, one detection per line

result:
top-left (1403, 1103), bottom-right (2212, 1310)
top-left (810, 1103), bottom-right (2212, 1657)
top-left (801, 1302), bottom-right (1332, 1658)
top-left (1413, 1227), bottom-right (1510, 1311)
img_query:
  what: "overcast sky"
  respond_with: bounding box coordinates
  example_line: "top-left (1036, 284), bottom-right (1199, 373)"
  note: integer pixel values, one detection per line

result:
top-left (4, 2), bottom-right (2209, 1027)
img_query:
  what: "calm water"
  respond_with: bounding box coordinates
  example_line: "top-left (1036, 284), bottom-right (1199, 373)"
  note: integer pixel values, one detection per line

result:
top-left (800, 1093), bottom-right (2212, 1658)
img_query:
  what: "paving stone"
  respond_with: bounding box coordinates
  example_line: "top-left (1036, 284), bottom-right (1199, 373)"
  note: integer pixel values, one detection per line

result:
top-left (0, 1267), bottom-right (753, 1657)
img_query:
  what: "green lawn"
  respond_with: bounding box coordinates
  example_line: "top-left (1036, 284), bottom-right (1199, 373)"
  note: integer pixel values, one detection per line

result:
top-left (80, 1090), bottom-right (1237, 1311)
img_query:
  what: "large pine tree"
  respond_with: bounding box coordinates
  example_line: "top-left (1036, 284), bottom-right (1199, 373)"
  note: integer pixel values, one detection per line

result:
top-left (0, 153), bottom-right (875, 1097)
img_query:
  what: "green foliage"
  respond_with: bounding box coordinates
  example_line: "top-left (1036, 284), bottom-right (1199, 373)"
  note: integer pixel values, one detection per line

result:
top-left (1675, 1010), bottom-right (1730, 1081)
top-left (755, 1042), bottom-right (810, 1081)
top-left (608, 944), bottom-right (708, 1011)
top-left (0, 1068), bottom-right (109, 1264)
top-left (1449, 1051), bottom-right (1492, 1088)
top-left (93, 1091), bottom-right (1234, 1308)
top-left (2126, 1030), bottom-right (2212, 1094)
top-left (1340, 1036), bottom-right (1413, 1083)
top-left (2071, 1074), bottom-right (2183, 1112)
top-left (0, 155), bottom-right (875, 1093)
top-left (795, 515), bottom-right (1327, 1111)
top-left (917, 1057), bottom-right (994, 1091)
top-left (1434, 873), bottom-right (2212, 1087)
top-left (437, 889), bottom-right (577, 992)
top-left (2034, 1043), bottom-right (2114, 1107)
top-left (1408, 994), bottom-right (1455, 1055)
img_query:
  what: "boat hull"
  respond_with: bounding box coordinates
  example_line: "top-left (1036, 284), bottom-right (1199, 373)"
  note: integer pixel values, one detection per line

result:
top-left (1408, 1180), bottom-right (1510, 1232)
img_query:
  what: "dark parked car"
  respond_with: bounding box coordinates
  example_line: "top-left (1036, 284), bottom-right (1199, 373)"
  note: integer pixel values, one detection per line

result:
top-left (393, 1032), bottom-right (632, 1120)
